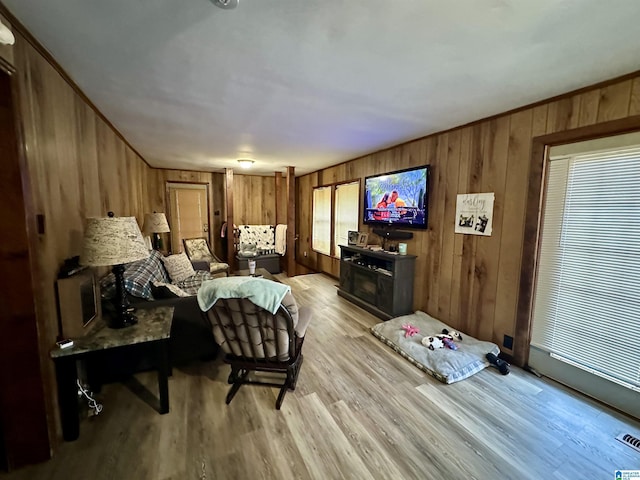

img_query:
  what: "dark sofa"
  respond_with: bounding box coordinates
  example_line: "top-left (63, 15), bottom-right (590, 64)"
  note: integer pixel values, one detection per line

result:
top-left (91, 251), bottom-right (220, 384)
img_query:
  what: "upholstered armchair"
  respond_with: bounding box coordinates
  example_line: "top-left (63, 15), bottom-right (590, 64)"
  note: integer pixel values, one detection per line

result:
top-left (198, 279), bottom-right (311, 409)
top-left (182, 237), bottom-right (229, 276)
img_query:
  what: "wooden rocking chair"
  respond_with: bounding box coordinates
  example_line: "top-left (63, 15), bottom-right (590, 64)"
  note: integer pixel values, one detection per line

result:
top-left (202, 292), bottom-right (311, 409)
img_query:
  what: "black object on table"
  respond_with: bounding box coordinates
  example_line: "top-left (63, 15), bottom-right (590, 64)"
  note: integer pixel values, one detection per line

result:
top-left (50, 305), bottom-right (174, 441)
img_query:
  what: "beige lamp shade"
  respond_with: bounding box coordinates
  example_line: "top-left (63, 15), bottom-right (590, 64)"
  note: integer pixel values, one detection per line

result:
top-left (80, 215), bottom-right (150, 266)
top-left (142, 212), bottom-right (171, 233)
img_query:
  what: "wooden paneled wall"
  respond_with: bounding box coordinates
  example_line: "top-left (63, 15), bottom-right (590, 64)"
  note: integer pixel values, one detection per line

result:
top-left (1, 23), bottom-right (151, 448)
top-left (297, 72), bottom-right (640, 362)
top-left (145, 169), bottom-right (216, 254)
top-left (144, 170), bottom-right (281, 258)
top-left (232, 173), bottom-right (278, 225)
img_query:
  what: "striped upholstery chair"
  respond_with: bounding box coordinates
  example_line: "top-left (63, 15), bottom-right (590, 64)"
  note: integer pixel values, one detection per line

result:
top-left (182, 237), bottom-right (229, 276)
top-left (202, 291), bottom-right (311, 409)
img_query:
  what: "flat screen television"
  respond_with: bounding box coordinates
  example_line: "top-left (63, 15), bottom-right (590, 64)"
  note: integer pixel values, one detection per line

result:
top-left (363, 165), bottom-right (430, 228)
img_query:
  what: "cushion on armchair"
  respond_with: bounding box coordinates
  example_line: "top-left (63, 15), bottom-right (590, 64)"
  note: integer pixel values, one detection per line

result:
top-left (183, 238), bottom-right (214, 262)
top-left (183, 237), bottom-right (229, 275)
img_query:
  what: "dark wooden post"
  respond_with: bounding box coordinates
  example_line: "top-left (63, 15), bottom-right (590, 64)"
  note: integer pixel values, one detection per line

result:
top-left (225, 168), bottom-right (235, 272)
top-left (275, 172), bottom-right (284, 225)
top-left (286, 166), bottom-right (296, 277)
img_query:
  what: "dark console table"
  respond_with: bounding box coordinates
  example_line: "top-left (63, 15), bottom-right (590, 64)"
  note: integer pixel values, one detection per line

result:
top-left (338, 245), bottom-right (416, 320)
top-left (50, 305), bottom-right (174, 441)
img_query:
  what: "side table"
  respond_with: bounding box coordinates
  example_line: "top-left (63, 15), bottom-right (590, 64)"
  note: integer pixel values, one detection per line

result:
top-left (50, 305), bottom-right (174, 441)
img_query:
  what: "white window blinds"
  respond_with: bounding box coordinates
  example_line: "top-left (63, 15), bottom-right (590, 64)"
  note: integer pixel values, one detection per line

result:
top-left (312, 186), bottom-right (332, 256)
top-left (531, 145), bottom-right (640, 391)
top-left (333, 181), bottom-right (360, 257)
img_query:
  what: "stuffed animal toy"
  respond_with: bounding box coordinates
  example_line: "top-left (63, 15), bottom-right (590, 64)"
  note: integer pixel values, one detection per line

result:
top-left (440, 337), bottom-right (458, 350)
top-left (422, 329), bottom-right (464, 351)
top-left (421, 336), bottom-right (444, 350)
top-left (441, 328), bottom-right (463, 342)
top-left (401, 324), bottom-right (420, 338)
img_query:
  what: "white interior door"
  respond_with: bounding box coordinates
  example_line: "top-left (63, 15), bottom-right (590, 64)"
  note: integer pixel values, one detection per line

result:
top-left (168, 183), bottom-right (208, 253)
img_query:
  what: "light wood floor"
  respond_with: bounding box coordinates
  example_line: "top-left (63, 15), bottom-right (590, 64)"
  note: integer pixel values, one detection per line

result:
top-left (3, 273), bottom-right (639, 479)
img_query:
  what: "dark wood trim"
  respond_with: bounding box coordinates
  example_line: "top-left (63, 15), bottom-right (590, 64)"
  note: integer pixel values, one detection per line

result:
top-left (225, 169), bottom-right (235, 271)
top-left (0, 4), bottom-right (150, 168)
top-left (513, 115), bottom-right (640, 366)
top-left (513, 141), bottom-right (548, 367)
top-left (531, 114), bottom-right (640, 146)
top-left (275, 172), bottom-right (284, 225)
top-left (286, 167), bottom-right (296, 276)
top-left (312, 177), bottom-right (361, 189)
top-left (149, 165), bottom-right (283, 176)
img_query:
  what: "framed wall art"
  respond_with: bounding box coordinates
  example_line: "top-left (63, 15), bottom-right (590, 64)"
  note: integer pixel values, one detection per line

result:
top-left (356, 233), bottom-right (369, 247)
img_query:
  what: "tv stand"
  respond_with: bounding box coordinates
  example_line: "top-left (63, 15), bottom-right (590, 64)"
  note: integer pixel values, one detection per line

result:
top-left (338, 245), bottom-right (416, 320)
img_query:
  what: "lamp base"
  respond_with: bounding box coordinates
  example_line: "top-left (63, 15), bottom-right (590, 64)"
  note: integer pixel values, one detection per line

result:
top-left (110, 263), bottom-right (138, 329)
top-left (110, 308), bottom-right (138, 329)
top-left (152, 232), bottom-right (163, 251)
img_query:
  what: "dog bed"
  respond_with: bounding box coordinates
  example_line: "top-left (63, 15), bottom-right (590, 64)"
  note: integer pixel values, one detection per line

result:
top-left (371, 311), bottom-right (500, 384)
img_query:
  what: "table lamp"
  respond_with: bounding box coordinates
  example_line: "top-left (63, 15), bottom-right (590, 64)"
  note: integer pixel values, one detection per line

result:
top-left (142, 212), bottom-right (171, 250)
top-left (80, 212), bottom-right (149, 328)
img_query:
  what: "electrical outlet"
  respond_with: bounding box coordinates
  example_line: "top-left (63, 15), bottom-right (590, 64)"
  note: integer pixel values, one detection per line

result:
top-left (304, 251), bottom-right (307, 257)
top-left (503, 335), bottom-right (513, 350)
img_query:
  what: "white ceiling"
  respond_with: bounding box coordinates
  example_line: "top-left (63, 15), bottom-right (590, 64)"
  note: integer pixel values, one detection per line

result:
top-left (4, 0), bottom-right (640, 176)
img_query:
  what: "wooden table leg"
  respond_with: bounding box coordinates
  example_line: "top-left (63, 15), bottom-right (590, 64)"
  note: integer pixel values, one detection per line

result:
top-left (156, 339), bottom-right (170, 414)
top-left (54, 356), bottom-right (80, 441)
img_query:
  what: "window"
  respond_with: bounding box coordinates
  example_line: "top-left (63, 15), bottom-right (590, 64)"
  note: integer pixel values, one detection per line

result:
top-left (312, 186), bottom-right (331, 256)
top-left (333, 182), bottom-right (360, 257)
top-left (531, 141), bottom-right (640, 392)
top-left (312, 181), bottom-right (359, 257)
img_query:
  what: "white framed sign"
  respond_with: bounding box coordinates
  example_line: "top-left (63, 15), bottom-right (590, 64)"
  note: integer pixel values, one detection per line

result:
top-left (455, 192), bottom-right (495, 236)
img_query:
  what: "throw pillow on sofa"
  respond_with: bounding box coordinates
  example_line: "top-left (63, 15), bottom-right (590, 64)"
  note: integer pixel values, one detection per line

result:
top-left (99, 249), bottom-right (170, 300)
top-left (162, 252), bottom-right (196, 283)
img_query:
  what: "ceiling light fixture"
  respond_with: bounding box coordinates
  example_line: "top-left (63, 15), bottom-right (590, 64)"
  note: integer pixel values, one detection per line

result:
top-left (0, 21), bottom-right (15, 45)
top-left (212, 0), bottom-right (239, 9)
top-left (237, 159), bottom-right (254, 169)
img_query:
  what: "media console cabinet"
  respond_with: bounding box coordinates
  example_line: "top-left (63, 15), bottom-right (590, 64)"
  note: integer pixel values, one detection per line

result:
top-left (338, 245), bottom-right (416, 320)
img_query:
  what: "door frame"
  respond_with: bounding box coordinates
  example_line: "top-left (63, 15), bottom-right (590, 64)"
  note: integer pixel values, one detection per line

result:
top-left (165, 181), bottom-right (212, 253)
top-left (0, 57), bottom-right (51, 468)
top-left (514, 114), bottom-right (640, 367)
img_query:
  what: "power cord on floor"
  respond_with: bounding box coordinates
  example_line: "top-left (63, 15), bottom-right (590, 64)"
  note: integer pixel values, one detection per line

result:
top-left (77, 379), bottom-right (103, 416)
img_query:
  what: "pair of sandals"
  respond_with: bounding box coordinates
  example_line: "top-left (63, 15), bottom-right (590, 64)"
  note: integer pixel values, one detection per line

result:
top-left (486, 352), bottom-right (510, 375)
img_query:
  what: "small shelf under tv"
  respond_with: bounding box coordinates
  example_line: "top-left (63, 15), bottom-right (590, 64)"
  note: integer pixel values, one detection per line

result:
top-left (338, 245), bottom-right (416, 320)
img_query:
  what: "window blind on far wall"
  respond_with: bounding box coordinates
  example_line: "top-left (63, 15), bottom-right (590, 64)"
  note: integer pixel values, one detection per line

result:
top-left (333, 181), bottom-right (359, 257)
top-left (312, 186), bottom-right (331, 256)
top-left (531, 146), bottom-right (640, 392)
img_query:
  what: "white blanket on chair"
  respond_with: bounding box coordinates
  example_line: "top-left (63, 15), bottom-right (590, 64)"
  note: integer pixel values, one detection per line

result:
top-left (197, 276), bottom-right (291, 314)
top-left (275, 224), bottom-right (287, 255)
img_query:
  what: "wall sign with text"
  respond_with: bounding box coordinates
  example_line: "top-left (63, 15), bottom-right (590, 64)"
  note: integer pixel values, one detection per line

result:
top-left (454, 192), bottom-right (495, 236)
